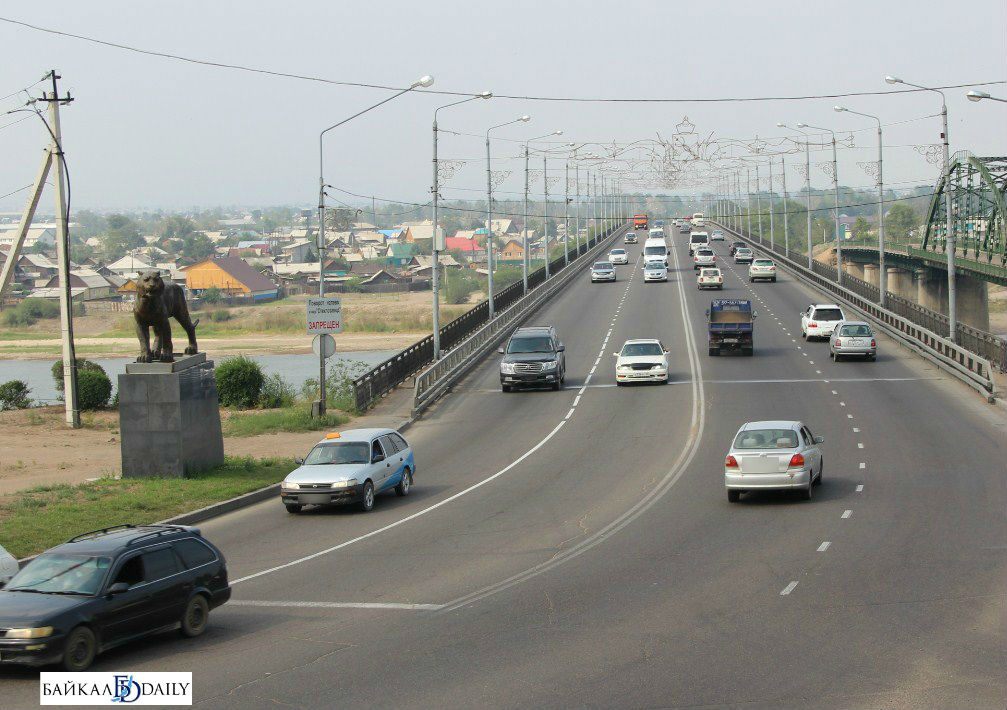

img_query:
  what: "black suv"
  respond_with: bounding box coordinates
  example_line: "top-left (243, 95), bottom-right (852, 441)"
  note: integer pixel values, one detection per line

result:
top-left (498, 326), bottom-right (566, 392)
top-left (0, 524), bottom-right (230, 671)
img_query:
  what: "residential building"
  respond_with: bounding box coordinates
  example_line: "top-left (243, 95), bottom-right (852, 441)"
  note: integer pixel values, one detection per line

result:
top-left (36, 268), bottom-right (115, 301)
top-left (280, 239), bottom-right (314, 263)
top-left (0, 227), bottom-right (56, 249)
top-left (183, 256), bottom-right (279, 301)
top-left (386, 242), bottom-right (416, 267)
top-left (106, 254), bottom-right (155, 277)
top-left (499, 238), bottom-right (524, 261)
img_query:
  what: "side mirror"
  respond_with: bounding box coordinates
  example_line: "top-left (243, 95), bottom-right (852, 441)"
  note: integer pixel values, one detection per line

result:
top-left (557, 344), bottom-right (565, 352)
top-left (497, 347), bottom-right (505, 354)
top-left (813, 435), bottom-right (825, 444)
top-left (612, 352), bottom-right (619, 356)
top-left (372, 453), bottom-right (385, 464)
top-left (108, 582), bottom-right (130, 595)
top-left (705, 309), bottom-right (710, 317)
top-left (294, 457), bottom-right (304, 465)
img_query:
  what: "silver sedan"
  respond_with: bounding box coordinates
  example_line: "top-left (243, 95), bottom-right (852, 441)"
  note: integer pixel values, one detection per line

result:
top-left (725, 420), bottom-right (824, 502)
top-left (830, 321), bottom-right (877, 361)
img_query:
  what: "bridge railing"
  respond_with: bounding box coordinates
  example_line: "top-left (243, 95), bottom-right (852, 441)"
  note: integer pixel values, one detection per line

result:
top-left (351, 226), bottom-right (620, 412)
top-left (712, 220), bottom-right (996, 398)
top-left (723, 223), bottom-right (1007, 373)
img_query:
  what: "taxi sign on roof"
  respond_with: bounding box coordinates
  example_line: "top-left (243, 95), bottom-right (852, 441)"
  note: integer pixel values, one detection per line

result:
top-left (325, 432), bottom-right (342, 439)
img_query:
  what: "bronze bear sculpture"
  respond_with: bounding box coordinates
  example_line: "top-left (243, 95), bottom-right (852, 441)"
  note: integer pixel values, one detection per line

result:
top-left (133, 271), bottom-right (199, 363)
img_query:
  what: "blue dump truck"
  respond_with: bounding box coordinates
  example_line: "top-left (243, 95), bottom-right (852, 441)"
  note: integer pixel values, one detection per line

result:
top-left (707, 299), bottom-right (755, 356)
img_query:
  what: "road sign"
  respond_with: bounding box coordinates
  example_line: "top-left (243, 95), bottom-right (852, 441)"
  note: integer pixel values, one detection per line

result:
top-left (312, 333), bottom-right (336, 358)
top-left (306, 297), bottom-right (342, 334)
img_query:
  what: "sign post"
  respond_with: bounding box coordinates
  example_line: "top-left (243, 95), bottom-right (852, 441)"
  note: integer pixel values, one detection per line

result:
top-left (307, 297), bottom-right (342, 416)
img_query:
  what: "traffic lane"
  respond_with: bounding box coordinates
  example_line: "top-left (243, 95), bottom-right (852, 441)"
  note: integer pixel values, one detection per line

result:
top-left (199, 236), bottom-right (633, 578)
top-left (225, 238), bottom-right (695, 605)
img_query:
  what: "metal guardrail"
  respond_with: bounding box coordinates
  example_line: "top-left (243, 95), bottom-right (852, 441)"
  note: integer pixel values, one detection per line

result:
top-left (411, 225), bottom-right (625, 416)
top-left (711, 221), bottom-right (996, 399)
top-left (352, 227), bottom-right (620, 412)
top-left (719, 223), bottom-right (1007, 373)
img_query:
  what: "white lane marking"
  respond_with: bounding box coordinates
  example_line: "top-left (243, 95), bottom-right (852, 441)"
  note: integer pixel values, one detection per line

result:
top-left (857, 442), bottom-right (864, 449)
top-left (780, 581), bottom-right (799, 596)
top-left (859, 462), bottom-right (866, 469)
top-left (564, 408), bottom-right (574, 420)
top-left (585, 373), bottom-right (592, 385)
top-left (589, 366), bottom-right (597, 375)
top-left (232, 417), bottom-right (572, 585)
top-left (840, 401), bottom-right (846, 407)
top-left (831, 390), bottom-right (838, 395)
top-left (441, 227), bottom-right (707, 613)
top-left (573, 394), bottom-right (581, 407)
top-left (606, 329), bottom-right (612, 336)
top-left (230, 600), bottom-right (443, 611)
top-left (817, 541), bottom-right (831, 552)
top-left (593, 357), bottom-right (601, 366)
top-left (809, 361), bottom-right (814, 365)
top-left (841, 509), bottom-right (852, 519)
top-left (815, 370), bottom-right (822, 374)
top-left (856, 484), bottom-right (864, 492)
top-left (853, 427), bottom-right (860, 432)
top-left (578, 386), bottom-right (586, 395)
top-left (847, 414), bottom-right (853, 419)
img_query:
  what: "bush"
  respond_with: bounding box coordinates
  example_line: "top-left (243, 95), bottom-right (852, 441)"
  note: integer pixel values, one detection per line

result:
top-left (76, 369), bottom-right (112, 411)
top-left (0, 380), bottom-right (32, 410)
top-left (258, 373), bottom-right (296, 409)
top-left (201, 287), bottom-right (222, 304)
top-left (51, 359), bottom-right (105, 393)
top-left (443, 271), bottom-right (479, 305)
top-left (2, 298), bottom-right (61, 326)
top-left (209, 309), bottom-right (233, 322)
top-left (300, 358), bottom-right (369, 413)
top-left (216, 355), bottom-right (264, 408)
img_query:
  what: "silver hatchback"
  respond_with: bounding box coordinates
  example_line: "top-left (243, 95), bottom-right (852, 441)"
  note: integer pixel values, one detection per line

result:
top-left (724, 420), bottom-right (824, 502)
top-left (830, 321), bottom-right (877, 361)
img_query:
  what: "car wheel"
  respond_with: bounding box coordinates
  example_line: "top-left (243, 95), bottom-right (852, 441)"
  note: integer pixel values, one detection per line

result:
top-left (815, 459), bottom-right (823, 486)
top-left (501, 385), bottom-right (511, 392)
top-left (801, 478), bottom-right (813, 501)
top-left (749, 277), bottom-right (754, 282)
top-left (360, 481), bottom-right (375, 512)
top-left (771, 277), bottom-right (777, 282)
top-left (284, 503), bottom-right (302, 514)
top-left (868, 354), bottom-right (877, 361)
top-left (743, 347), bottom-right (754, 356)
top-left (727, 489), bottom-right (741, 503)
top-left (395, 468), bottom-right (412, 496)
top-left (551, 381), bottom-right (561, 391)
top-left (709, 347), bottom-right (720, 356)
top-left (180, 594), bottom-right (210, 638)
top-left (62, 626), bottom-right (97, 672)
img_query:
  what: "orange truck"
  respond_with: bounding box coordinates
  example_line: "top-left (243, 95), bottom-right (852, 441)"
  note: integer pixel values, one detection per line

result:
top-left (633, 214), bottom-right (648, 230)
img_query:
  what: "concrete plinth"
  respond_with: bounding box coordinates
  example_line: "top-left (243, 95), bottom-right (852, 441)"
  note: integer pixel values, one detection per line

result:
top-left (118, 357), bottom-right (224, 478)
top-left (887, 267), bottom-right (914, 300)
top-left (862, 263), bottom-right (879, 288)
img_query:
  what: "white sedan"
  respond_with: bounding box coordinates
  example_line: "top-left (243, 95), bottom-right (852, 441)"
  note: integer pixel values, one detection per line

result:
top-left (749, 258), bottom-right (777, 282)
top-left (697, 267), bottom-right (724, 289)
top-left (644, 261), bottom-right (668, 282)
top-left (608, 248), bottom-right (629, 265)
top-left (614, 339), bottom-right (669, 385)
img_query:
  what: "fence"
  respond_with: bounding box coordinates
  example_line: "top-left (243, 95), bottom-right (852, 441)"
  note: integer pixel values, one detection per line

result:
top-left (352, 227), bottom-right (621, 412)
top-left (717, 221), bottom-right (1007, 373)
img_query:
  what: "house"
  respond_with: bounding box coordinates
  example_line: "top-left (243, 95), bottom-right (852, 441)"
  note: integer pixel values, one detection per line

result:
top-left (348, 260), bottom-right (389, 277)
top-left (385, 242), bottom-right (416, 267)
top-left (499, 238), bottom-right (524, 261)
top-left (444, 237), bottom-right (485, 262)
top-left (280, 239), bottom-right (314, 263)
top-left (16, 254), bottom-right (59, 280)
top-left (0, 227), bottom-right (57, 249)
top-left (183, 256), bottom-right (279, 301)
top-left (236, 240), bottom-right (270, 254)
top-left (379, 228), bottom-right (406, 242)
top-left (486, 218), bottom-right (517, 235)
top-left (353, 230), bottom-right (386, 245)
top-left (38, 268), bottom-right (114, 301)
top-left (106, 254), bottom-right (155, 277)
top-left (351, 221), bottom-right (378, 231)
top-left (84, 236), bottom-right (102, 248)
top-left (404, 223), bottom-right (443, 243)
top-left (362, 269), bottom-right (406, 285)
top-left (407, 254), bottom-right (462, 277)
top-left (453, 229), bottom-right (477, 241)
top-left (288, 227), bottom-right (315, 241)
top-left (359, 245), bottom-right (384, 260)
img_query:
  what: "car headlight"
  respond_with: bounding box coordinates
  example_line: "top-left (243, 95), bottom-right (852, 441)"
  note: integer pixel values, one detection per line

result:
top-left (5, 627), bottom-right (53, 639)
top-left (617, 364), bottom-right (633, 371)
top-left (282, 481), bottom-right (300, 490)
top-left (500, 363), bottom-right (516, 374)
top-left (333, 479), bottom-right (358, 489)
top-left (540, 360), bottom-right (558, 370)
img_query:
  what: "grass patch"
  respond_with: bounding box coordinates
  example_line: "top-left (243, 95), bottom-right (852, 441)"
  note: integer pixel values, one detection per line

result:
top-left (0, 332), bottom-right (59, 341)
top-left (221, 406), bottom-right (349, 437)
top-left (0, 456), bottom-right (289, 558)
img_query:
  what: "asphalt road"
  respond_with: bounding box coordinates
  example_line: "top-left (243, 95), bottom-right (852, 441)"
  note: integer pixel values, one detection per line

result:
top-left (4, 225), bottom-right (1004, 709)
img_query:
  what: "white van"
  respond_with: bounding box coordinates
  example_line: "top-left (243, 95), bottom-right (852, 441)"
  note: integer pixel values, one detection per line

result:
top-left (643, 238), bottom-right (668, 266)
top-left (688, 231), bottom-right (710, 255)
top-left (692, 212), bottom-right (705, 227)
top-left (648, 227), bottom-right (665, 239)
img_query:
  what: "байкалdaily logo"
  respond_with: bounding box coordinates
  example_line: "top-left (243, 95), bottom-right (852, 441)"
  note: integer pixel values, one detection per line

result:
top-left (40, 672), bottom-right (192, 705)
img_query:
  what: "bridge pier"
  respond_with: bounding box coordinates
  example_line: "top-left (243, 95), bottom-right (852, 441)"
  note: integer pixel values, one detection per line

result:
top-left (887, 267), bottom-right (915, 300)
top-left (916, 268), bottom-right (947, 313)
top-left (862, 263), bottom-right (879, 288)
top-left (914, 268), bottom-right (990, 331)
top-left (844, 261), bottom-right (865, 281)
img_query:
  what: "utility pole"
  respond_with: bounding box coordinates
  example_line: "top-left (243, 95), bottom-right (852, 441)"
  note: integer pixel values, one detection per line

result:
top-left (768, 158), bottom-right (775, 250)
top-left (781, 156), bottom-right (789, 257)
top-left (564, 160), bottom-right (570, 265)
top-left (574, 164), bottom-right (580, 254)
top-left (43, 71), bottom-right (80, 428)
top-left (523, 144), bottom-right (530, 293)
top-left (746, 168), bottom-right (752, 238)
top-left (543, 155), bottom-right (550, 278)
top-left (755, 163), bottom-right (762, 243)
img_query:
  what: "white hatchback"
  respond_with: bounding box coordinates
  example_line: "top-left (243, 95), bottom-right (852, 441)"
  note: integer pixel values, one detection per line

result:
top-left (697, 267), bottom-right (723, 289)
top-left (801, 303), bottom-right (847, 341)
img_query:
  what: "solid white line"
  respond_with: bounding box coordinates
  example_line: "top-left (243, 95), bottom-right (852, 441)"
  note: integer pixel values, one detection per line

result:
top-left (841, 509), bottom-right (852, 519)
top-left (229, 600), bottom-right (444, 610)
top-left (817, 541), bottom-right (831, 552)
top-left (856, 484), bottom-right (864, 492)
top-left (780, 581), bottom-right (799, 596)
top-left (859, 462), bottom-right (865, 469)
top-left (232, 417), bottom-right (573, 585)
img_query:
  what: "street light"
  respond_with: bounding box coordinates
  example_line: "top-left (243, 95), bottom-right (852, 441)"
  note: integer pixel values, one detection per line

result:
top-left (431, 90), bottom-right (491, 359)
top-left (797, 121), bottom-right (842, 284)
top-left (967, 90), bottom-right (1007, 103)
top-left (522, 130), bottom-right (563, 293)
top-left (885, 74), bottom-right (957, 341)
top-left (835, 105), bottom-right (887, 306)
top-left (485, 115), bottom-right (531, 319)
top-left (315, 74), bottom-right (432, 415)
top-left (778, 122), bottom-right (815, 269)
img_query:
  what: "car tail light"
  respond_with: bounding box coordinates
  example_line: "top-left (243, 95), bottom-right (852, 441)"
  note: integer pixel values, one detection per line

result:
top-left (725, 455), bottom-right (739, 468)
top-left (834, 338), bottom-right (842, 346)
top-left (871, 339), bottom-right (876, 347)
top-left (808, 322), bottom-right (818, 328)
top-left (789, 453), bottom-right (805, 467)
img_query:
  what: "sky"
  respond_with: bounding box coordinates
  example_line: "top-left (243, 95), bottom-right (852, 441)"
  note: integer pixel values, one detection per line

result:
top-left (0, 0), bottom-right (1004, 213)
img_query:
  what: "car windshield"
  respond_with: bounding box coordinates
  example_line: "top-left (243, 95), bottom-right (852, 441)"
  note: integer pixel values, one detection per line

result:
top-left (734, 429), bottom-right (799, 449)
top-left (737, 249), bottom-right (752, 254)
top-left (507, 336), bottom-right (554, 353)
top-left (7, 553), bottom-right (111, 595)
top-left (622, 343), bottom-right (663, 356)
top-left (839, 324), bottom-right (872, 336)
top-left (593, 262), bottom-right (613, 270)
top-left (814, 308), bottom-right (844, 321)
top-left (304, 441), bottom-right (370, 465)
top-left (697, 250), bottom-right (713, 256)
top-left (644, 246), bottom-right (665, 255)
top-left (702, 269), bottom-right (720, 276)
top-left (610, 249), bottom-right (625, 254)
top-left (754, 260), bottom-right (773, 266)
top-left (647, 264), bottom-right (665, 270)
top-left (690, 237), bottom-right (705, 243)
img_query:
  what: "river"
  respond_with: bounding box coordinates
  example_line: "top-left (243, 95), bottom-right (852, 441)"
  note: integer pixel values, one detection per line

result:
top-left (0, 351), bottom-right (398, 405)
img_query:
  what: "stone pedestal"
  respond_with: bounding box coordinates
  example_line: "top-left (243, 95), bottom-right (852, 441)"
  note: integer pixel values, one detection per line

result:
top-left (118, 354), bottom-right (224, 478)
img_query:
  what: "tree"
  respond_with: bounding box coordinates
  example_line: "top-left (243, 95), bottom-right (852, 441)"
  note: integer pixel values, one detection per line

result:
top-left (884, 203), bottom-right (918, 242)
top-left (853, 216), bottom-right (871, 240)
top-left (180, 232), bottom-right (215, 262)
top-left (160, 215), bottom-right (197, 241)
top-left (100, 214), bottom-right (143, 260)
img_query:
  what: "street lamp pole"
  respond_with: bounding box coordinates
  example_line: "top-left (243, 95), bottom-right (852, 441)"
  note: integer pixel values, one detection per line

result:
top-left (967, 90), bottom-right (1007, 103)
top-left (521, 131), bottom-right (562, 292)
top-left (316, 74), bottom-right (433, 414)
top-left (887, 76), bottom-right (956, 341)
top-left (746, 168), bottom-right (752, 239)
top-left (486, 115), bottom-right (531, 318)
top-left (432, 91), bottom-right (491, 359)
top-left (799, 122), bottom-right (842, 284)
top-left (768, 157), bottom-right (775, 250)
top-left (564, 160), bottom-right (570, 266)
top-left (779, 123), bottom-right (816, 269)
top-left (781, 156), bottom-right (789, 257)
top-left (836, 105), bottom-right (886, 306)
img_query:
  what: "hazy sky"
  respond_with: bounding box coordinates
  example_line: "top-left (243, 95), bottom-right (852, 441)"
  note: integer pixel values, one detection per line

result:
top-left (0, 0), bottom-right (1004, 213)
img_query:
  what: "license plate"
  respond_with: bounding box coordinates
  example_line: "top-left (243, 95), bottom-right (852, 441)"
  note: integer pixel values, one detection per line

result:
top-left (722, 338), bottom-right (738, 343)
top-left (848, 338), bottom-right (862, 345)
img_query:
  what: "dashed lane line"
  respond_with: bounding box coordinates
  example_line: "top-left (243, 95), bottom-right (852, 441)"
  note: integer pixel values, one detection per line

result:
top-left (817, 541), bottom-right (831, 552)
top-left (780, 581), bottom-right (799, 596)
top-left (841, 509), bottom-right (853, 519)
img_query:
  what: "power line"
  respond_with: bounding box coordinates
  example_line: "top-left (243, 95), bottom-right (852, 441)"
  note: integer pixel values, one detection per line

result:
top-left (0, 183), bottom-right (32, 201)
top-left (1, 15), bottom-right (1002, 104)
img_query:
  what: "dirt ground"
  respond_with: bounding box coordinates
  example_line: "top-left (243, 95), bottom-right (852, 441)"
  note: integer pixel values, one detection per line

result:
top-left (0, 407), bottom-right (349, 498)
